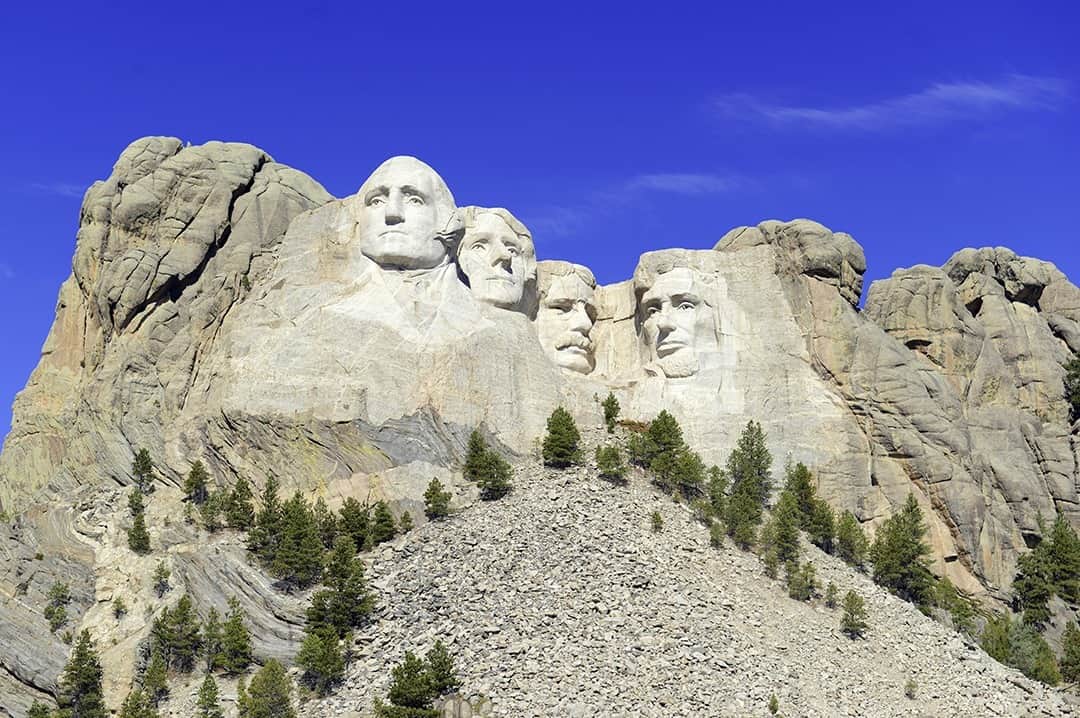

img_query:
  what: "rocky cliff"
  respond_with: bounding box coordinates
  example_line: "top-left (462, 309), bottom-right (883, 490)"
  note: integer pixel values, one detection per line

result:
top-left (0, 137), bottom-right (1077, 714)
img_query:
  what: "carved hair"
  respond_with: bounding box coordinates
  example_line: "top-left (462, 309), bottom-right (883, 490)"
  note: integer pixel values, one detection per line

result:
top-left (537, 260), bottom-right (597, 302)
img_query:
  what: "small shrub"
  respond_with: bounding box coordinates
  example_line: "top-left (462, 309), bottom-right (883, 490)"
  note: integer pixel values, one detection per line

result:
top-left (595, 445), bottom-right (626, 481)
top-left (709, 521), bottom-right (724, 549)
top-left (824, 582), bottom-right (839, 609)
top-left (651, 511), bottom-right (663, 533)
top-left (768, 693), bottom-right (779, 715)
top-left (904, 678), bottom-right (917, 699)
top-left (602, 392), bottom-right (620, 433)
top-left (841, 590), bottom-right (868, 638)
top-left (423, 478), bottom-right (451, 520)
top-left (542, 407), bottom-right (583, 467)
top-left (112, 597), bottom-right (127, 619)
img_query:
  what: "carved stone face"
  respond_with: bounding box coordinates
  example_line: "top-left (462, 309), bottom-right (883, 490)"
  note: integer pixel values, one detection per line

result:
top-left (639, 267), bottom-right (717, 378)
top-left (458, 212), bottom-right (536, 309)
top-left (537, 272), bottom-right (596, 374)
top-left (356, 157), bottom-right (453, 270)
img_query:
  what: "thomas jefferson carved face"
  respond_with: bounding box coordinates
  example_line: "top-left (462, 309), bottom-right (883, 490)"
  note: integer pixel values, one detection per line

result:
top-left (537, 263), bottom-right (597, 374)
top-left (355, 156), bottom-right (456, 270)
top-left (458, 209), bottom-right (536, 310)
top-left (639, 267), bottom-right (718, 378)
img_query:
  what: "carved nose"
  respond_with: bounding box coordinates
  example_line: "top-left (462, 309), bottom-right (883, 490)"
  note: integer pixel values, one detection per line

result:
top-left (385, 195), bottom-right (404, 224)
top-left (655, 310), bottom-right (676, 333)
top-left (568, 305), bottom-right (591, 333)
top-left (491, 243), bottom-right (512, 269)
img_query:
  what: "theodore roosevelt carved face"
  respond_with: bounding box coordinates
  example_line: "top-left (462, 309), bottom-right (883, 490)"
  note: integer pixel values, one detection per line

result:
top-left (355, 156), bottom-right (458, 270)
top-left (636, 266), bottom-right (719, 378)
top-left (537, 261), bottom-right (597, 374)
top-left (457, 207), bottom-right (536, 310)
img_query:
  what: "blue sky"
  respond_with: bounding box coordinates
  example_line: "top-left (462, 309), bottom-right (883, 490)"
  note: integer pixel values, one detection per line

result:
top-left (1, 1), bottom-right (1078, 442)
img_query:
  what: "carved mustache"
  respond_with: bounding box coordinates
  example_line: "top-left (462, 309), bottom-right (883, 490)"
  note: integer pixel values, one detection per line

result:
top-left (556, 334), bottom-right (593, 352)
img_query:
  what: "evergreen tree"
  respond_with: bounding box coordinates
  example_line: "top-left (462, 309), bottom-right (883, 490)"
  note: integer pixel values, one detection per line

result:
top-left (706, 466), bottom-right (727, 518)
top-left (1065, 355), bottom-right (1080, 420)
top-left (786, 561), bottom-right (817, 601)
top-left (602, 392), bottom-right (620, 433)
top-left (118, 687), bottom-right (157, 718)
top-left (626, 433), bottom-right (648, 467)
top-left (870, 494), bottom-right (935, 607)
top-left (113, 597), bottom-right (127, 619)
top-left (339, 497), bottom-right (372, 551)
top-left (312, 497), bottom-right (339, 549)
top-left (1060, 621), bottom-right (1080, 683)
top-left (709, 520), bottom-right (724, 548)
top-left (425, 640), bottom-right (461, 697)
top-left (297, 631), bottom-right (345, 696)
top-left (934, 577), bottom-right (975, 635)
top-left (807, 499), bottom-right (836, 554)
top-left (725, 490), bottom-right (758, 549)
top-left (200, 491), bottom-right (224, 532)
top-left (45, 581), bottom-right (72, 633)
top-left (824, 582), bottom-right (839, 609)
top-left (650, 511), bottom-right (663, 533)
top-left (371, 501), bottom-right (398, 545)
top-left (783, 462), bottom-right (817, 525)
top-left (241, 659), bottom-right (296, 718)
top-left (128, 487), bottom-right (145, 516)
top-left (1006, 620), bottom-right (1061, 685)
top-left (306, 536), bottom-right (375, 639)
top-left (840, 590), bottom-right (868, 638)
top-left (133, 448), bottom-right (155, 494)
top-left (196, 674), bottom-right (224, 718)
top-left (184, 461), bottom-right (210, 505)
top-left (248, 477), bottom-right (283, 562)
top-left (165, 595), bottom-right (202, 672)
top-left (669, 447), bottom-right (706, 499)
top-left (423, 479), bottom-right (451, 520)
top-left (725, 420), bottom-right (772, 524)
top-left (542, 406), bottom-right (583, 467)
top-left (220, 597), bottom-right (253, 674)
top-left (399, 511), bottom-right (414, 533)
top-left (271, 493), bottom-right (325, 589)
top-left (836, 510), bottom-right (868, 568)
top-left (595, 445), bottom-right (626, 481)
top-left (128, 510), bottom-right (151, 554)
top-left (463, 430), bottom-right (489, 483)
top-left (1048, 514), bottom-right (1080, 602)
top-left (980, 613), bottom-right (1012, 664)
top-left (643, 411), bottom-right (683, 467)
top-left (27, 701), bottom-right (52, 718)
top-left (1014, 542), bottom-right (1054, 628)
top-left (476, 451), bottom-right (512, 501)
top-left (143, 648), bottom-right (168, 706)
top-left (769, 491), bottom-right (801, 565)
top-left (386, 651), bottom-right (436, 710)
top-left (56, 630), bottom-right (107, 718)
top-left (152, 561), bottom-right (171, 598)
top-left (202, 607), bottom-right (223, 672)
top-left (226, 478), bottom-right (256, 530)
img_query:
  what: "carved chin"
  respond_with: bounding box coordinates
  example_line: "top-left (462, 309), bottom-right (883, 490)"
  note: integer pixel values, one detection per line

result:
top-left (359, 235), bottom-right (445, 269)
top-left (555, 347), bottom-right (594, 374)
top-left (471, 278), bottom-right (523, 308)
top-left (657, 350), bottom-right (698, 378)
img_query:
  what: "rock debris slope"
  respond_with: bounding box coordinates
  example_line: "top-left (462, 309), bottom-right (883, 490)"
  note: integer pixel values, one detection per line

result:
top-left (306, 436), bottom-right (1071, 717)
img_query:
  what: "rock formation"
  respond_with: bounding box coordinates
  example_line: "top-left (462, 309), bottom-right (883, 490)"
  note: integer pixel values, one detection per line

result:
top-left (0, 138), bottom-right (1077, 713)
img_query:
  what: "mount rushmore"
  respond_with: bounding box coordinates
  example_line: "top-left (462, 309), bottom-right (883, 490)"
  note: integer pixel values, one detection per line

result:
top-left (1, 137), bottom-right (1078, 632)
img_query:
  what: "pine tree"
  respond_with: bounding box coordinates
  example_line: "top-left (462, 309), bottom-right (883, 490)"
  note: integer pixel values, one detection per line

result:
top-left (113, 596), bottom-right (128, 619)
top-left (241, 659), bottom-right (296, 718)
top-left (542, 406), bottom-right (583, 467)
top-left (371, 501), bottom-right (398, 545)
top-left (119, 687), bottom-right (157, 718)
top-left (836, 510), bottom-right (868, 568)
top-left (423, 479), bottom-right (451, 520)
top-left (1065, 355), bottom-right (1080, 420)
top-left (725, 490), bottom-right (758, 549)
top-left (297, 631), bottom-right (345, 696)
top-left (45, 580), bottom-right (72, 633)
top-left (1061, 621), bottom-right (1080, 683)
top-left (807, 499), bottom-right (836, 554)
top-left (725, 420), bottom-right (772, 524)
top-left (783, 463), bottom-right (817, 525)
top-left (825, 581), bottom-right (839, 609)
top-left (220, 597), bottom-right (253, 674)
top-left (152, 561), bottom-right (170, 598)
top-left (185, 461), bottom-right (210, 504)
top-left (271, 492), bottom-right (325, 589)
top-left (248, 477), bottom-right (283, 562)
top-left (463, 430), bottom-right (490, 483)
top-left (650, 511), bottom-right (663, 533)
top-left (226, 478), bottom-right (256, 530)
top-left (306, 536), bottom-right (374, 639)
top-left (128, 487), bottom-right (145, 516)
top-left (57, 630), bottom-right (107, 718)
top-left (595, 445), bottom-right (626, 481)
top-left (786, 561), bottom-right (817, 601)
top-left (399, 511), bottom-right (414, 533)
top-left (313, 497), bottom-right (339, 549)
top-left (840, 590), bottom-right (868, 638)
top-left (425, 640), bottom-right (461, 697)
top-left (706, 466), bottom-right (727, 518)
top-left (386, 651), bottom-right (436, 709)
top-left (339, 497), bottom-right (372, 551)
top-left (27, 701), bottom-right (52, 718)
top-left (476, 449), bottom-right (512, 501)
top-left (670, 447), bottom-right (706, 499)
top-left (200, 491), bottom-right (224, 532)
top-left (165, 595), bottom-right (202, 672)
top-left (980, 613), bottom-right (1012, 664)
top-left (644, 411), bottom-right (683, 467)
top-left (602, 392), bottom-right (620, 433)
top-left (133, 448), bottom-right (155, 494)
top-left (769, 491), bottom-right (801, 565)
top-left (1006, 620), bottom-right (1061, 685)
top-left (1048, 514), bottom-right (1080, 602)
top-left (1014, 542), bottom-right (1054, 628)
top-left (128, 510), bottom-right (151, 554)
top-left (870, 493), bottom-right (935, 607)
top-left (196, 674), bottom-right (224, 718)
top-left (143, 647), bottom-right (168, 707)
top-left (202, 606), bottom-right (223, 672)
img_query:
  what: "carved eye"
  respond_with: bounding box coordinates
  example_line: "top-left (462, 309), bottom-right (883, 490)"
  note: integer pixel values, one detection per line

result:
top-left (406, 195), bottom-right (425, 206)
top-left (677, 301), bottom-right (696, 310)
top-left (368, 196), bottom-right (386, 207)
top-left (646, 306), bottom-right (661, 316)
top-left (506, 246), bottom-right (520, 257)
top-left (470, 242), bottom-right (487, 252)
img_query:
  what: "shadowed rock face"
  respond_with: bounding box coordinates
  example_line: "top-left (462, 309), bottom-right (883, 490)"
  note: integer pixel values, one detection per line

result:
top-left (0, 142), bottom-right (1077, 711)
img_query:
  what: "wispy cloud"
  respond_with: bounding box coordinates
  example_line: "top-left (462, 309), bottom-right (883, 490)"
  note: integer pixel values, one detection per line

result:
top-left (715, 74), bottom-right (1068, 132)
top-left (624, 172), bottom-right (743, 195)
top-left (29, 182), bottom-right (87, 198)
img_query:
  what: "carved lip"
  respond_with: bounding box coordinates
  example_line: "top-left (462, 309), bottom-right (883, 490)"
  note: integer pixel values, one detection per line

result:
top-left (558, 345), bottom-right (591, 356)
top-left (656, 339), bottom-right (688, 356)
